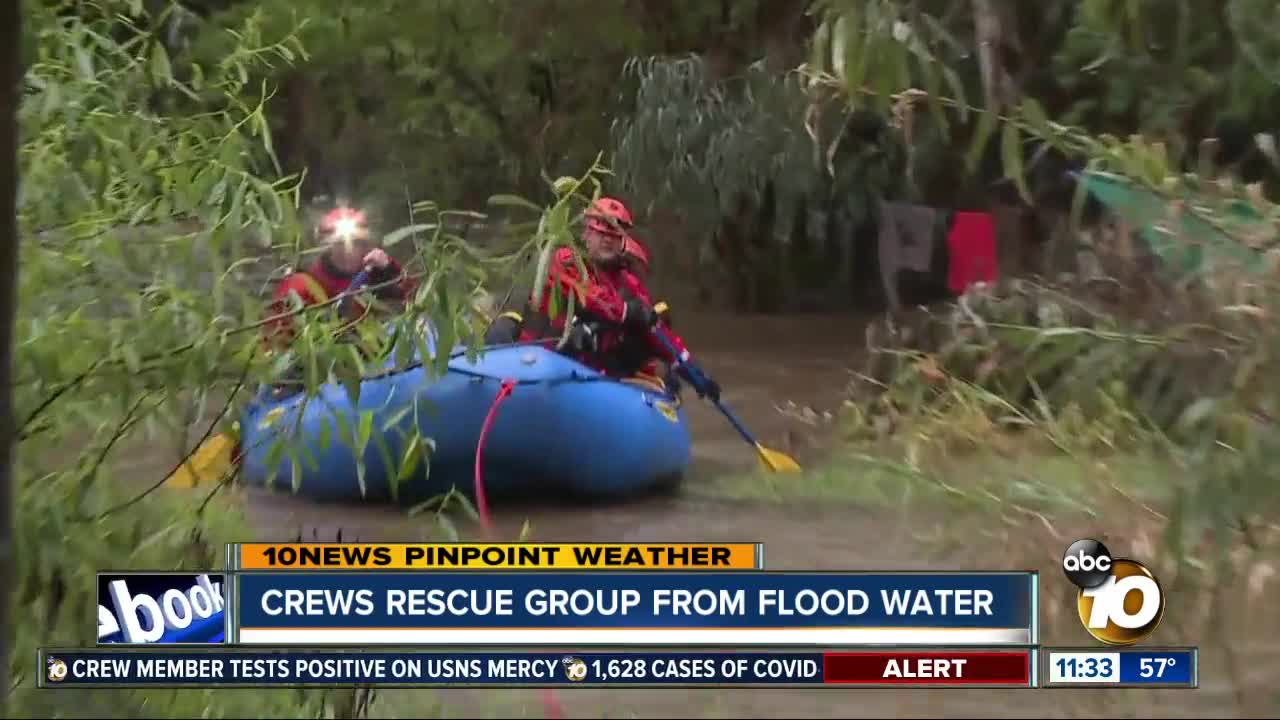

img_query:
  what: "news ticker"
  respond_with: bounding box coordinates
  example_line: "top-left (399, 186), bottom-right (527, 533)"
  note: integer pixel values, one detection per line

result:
top-left (38, 647), bottom-right (1198, 689)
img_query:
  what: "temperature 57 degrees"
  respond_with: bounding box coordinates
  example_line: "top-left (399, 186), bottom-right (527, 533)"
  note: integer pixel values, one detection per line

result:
top-left (1140, 657), bottom-right (1175, 678)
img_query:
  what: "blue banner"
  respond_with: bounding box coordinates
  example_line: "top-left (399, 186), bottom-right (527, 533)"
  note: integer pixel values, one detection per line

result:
top-left (1118, 650), bottom-right (1195, 685)
top-left (41, 650), bottom-right (825, 687)
top-left (233, 572), bottom-right (1035, 646)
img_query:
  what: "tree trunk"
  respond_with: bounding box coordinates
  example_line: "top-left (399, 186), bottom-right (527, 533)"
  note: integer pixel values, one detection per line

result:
top-left (0, 1), bottom-right (20, 715)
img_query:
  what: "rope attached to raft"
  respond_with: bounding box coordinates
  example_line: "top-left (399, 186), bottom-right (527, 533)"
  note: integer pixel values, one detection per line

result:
top-left (472, 377), bottom-right (564, 719)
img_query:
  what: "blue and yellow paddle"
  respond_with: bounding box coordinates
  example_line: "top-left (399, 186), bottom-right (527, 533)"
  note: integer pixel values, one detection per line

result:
top-left (650, 325), bottom-right (801, 474)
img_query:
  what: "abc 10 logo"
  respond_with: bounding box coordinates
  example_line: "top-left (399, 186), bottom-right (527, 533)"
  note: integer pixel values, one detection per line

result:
top-left (1062, 538), bottom-right (1165, 645)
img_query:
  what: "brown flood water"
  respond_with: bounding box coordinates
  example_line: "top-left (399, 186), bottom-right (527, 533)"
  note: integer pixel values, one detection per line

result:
top-left (216, 313), bottom-right (1274, 718)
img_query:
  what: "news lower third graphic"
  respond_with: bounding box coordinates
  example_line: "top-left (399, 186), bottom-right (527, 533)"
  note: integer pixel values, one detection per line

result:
top-left (1061, 539), bottom-right (1165, 646)
top-left (36, 649), bottom-right (1037, 688)
top-left (97, 574), bottom-right (226, 645)
top-left (40, 542), bottom-right (1201, 690)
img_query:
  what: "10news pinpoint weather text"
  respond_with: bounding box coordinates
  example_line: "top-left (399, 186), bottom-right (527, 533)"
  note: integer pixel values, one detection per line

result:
top-left (42, 540), bottom-right (1197, 689)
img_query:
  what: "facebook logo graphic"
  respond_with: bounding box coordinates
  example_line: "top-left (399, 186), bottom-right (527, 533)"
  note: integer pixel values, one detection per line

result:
top-left (97, 573), bottom-right (226, 644)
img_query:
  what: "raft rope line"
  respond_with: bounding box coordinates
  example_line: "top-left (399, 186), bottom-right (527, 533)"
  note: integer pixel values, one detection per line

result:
top-left (472, 377), bottom-right (515, 535)
top-left (471, 377), bottom-right (564, 720)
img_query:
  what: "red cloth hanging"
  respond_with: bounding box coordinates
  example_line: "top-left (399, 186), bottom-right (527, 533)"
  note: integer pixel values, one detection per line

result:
top-left (946, 211), bottom-right (998, 294)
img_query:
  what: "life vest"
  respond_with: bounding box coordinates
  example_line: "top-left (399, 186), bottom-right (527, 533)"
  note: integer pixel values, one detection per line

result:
top-left (286, 270), bottom-right (387, 358)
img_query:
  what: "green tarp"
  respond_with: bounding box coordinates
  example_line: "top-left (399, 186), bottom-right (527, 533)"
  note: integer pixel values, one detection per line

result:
top-left (1078, 170), bottom-right (1269, 277)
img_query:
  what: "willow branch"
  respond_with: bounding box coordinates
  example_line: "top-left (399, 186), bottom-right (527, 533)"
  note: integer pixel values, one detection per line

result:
top-left (75, 350), bottom-right (254, 523)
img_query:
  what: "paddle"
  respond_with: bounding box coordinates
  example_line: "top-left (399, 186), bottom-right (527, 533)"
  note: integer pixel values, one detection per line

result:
top-left (649, 324), bottom-right (801, 474)
top-left (163, 270), bottom-right (373, 489)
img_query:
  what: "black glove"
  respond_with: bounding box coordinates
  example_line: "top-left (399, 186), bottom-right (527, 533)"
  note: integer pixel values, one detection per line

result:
top-left (694, 374), bottom-right (721, 403)
top-left (366, 263), bottom-right (405, 301)
top-left (663, 366), bottom-right (683, 397)
top-left (564, 319), bottom-right (599, 354)
top-left (624, 298), bottom-right (658, 331)
top-left (484, 313), bottom-right (523, 345)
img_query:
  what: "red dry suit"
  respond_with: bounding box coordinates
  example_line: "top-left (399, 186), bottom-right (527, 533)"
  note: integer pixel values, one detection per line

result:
top-left (517, 247), bottom-right (687, 377)
top-left (262, 253), bottom-right (417, 351)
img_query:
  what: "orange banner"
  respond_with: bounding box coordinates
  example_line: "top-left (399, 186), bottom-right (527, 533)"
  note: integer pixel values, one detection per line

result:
top-left (235, 543), bottom-right (761, 571)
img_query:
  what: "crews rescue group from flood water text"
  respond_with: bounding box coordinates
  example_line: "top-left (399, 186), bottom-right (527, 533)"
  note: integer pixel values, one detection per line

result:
top-left (259, 587), bottom-right (996, 618)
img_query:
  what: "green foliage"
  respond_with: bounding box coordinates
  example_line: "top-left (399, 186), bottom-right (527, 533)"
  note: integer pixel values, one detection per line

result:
top-left (1049, 0), bottom-right (1280, 137)
top-left (10, 487), bottom-right (322, 718)
top-left (11, 2), bottom-right (626, 714)
top-left (177, 0), bottom-right (719, 218)
top-left (846, 266), bottom-right (1280, 613)
top-left (613, 56), bottom-right (820, 235)
top-left (10, 2), bottom-right (340, 714)
top-left (800, 5), bottom-right (1280, 687)
top-left (611, 54), bottom-right (910, 310)
top-left (8, 2), bottom-right (613, 714)
top-left (804, 0), bottom-right (1280, 196)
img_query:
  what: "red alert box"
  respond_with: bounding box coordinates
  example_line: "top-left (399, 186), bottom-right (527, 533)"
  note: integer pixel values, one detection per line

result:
top-left (823, 650), bottom-right (1034, 687)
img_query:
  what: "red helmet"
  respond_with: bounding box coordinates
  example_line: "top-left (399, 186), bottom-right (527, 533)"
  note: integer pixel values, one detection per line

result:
top-left (622, 236), bottom-right (650, 272)
top-left (585, 197), bottom-right (633, 236)
top-left (317, 207), bottom-right (369, 243)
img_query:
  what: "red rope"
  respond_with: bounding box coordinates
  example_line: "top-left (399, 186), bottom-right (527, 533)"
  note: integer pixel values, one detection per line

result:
top-left (473, 378), bottom-right (516, 536)
top-left (472, 379), bottom-right (566, 719)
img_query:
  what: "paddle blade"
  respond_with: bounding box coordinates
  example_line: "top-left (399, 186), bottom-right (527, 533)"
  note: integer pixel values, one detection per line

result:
top-left (755, 443), bottom-right (801, 473)
top-left (165, 433), bottom-right (236, 488)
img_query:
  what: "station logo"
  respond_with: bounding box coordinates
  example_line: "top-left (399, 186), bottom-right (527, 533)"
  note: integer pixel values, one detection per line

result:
top-left (46, 658), bottom-right (68, 683)
top-left (1062, 538), bottom-right (1165, 646)
top-left (562, 656), bottom-right (588, 682)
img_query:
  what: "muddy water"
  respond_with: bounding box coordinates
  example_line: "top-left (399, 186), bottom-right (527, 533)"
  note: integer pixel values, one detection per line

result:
top-left (227, 312), bottom-right (1273, 718)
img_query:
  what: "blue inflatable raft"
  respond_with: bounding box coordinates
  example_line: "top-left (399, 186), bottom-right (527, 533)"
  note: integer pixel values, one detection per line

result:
top-left (236, 334), bottom-right (692, 504)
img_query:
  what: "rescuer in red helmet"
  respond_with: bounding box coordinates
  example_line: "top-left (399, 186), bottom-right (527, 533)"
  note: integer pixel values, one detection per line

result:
top-left (603, 235), bottom-right (684, 387)
top-left (620, 235), bottom-right (673, 327)
top-left (510, 196), bottom-right (718, 400)
top-left (510, 197), bottom-right (639, 357)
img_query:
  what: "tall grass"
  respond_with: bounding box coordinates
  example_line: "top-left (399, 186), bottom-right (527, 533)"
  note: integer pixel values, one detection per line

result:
top-left (816, 202), bottom-right (1280, 713)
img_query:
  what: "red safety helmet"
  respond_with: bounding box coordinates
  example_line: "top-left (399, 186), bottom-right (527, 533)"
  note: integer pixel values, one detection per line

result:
top-left (317, 207), bottom-right (370, 244)
top-left (584, 197), bottom-right (634, 237)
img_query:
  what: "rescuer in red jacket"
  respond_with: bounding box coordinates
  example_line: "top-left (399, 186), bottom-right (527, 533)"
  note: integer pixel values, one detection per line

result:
top-left (517, 197), bottom-right (719, 401)
top-left (620, 235), bottom-right (674, 328)
top-left (606, 236), bottom-right (681, 385)
top-left (263, 206), bottom-right (418, 353)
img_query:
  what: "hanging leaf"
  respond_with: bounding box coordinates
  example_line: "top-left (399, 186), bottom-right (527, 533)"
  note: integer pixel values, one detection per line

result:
top-left (942, 66), bottom-right (968, 124)
top-left (150, 42), bottom-right (172, 86)
top-left (335, 357), bottom-right (362, 408)
top-left (396, 432), bottom-right (424, 490)
top-left (966, 110), bottom-right (998, 175)
top-left (263, 437), bottom-right (286, 491)
top-left (1020, 98), bottom-right (1050, 136)
top-left (916, 52), bottom-right (947, 135)
top-left (812, 18), bottom-right (833, 79)
top-left (487, 194), bottom-right (544, 213)
top-left (317, 417), bottom-right (332, 452)
top-left (1001, 121), bottom-right (1031, 203)
top-left (290, 451), bottom-right (302, 494)
top-left (382, 223), bottom-right (437, 247)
